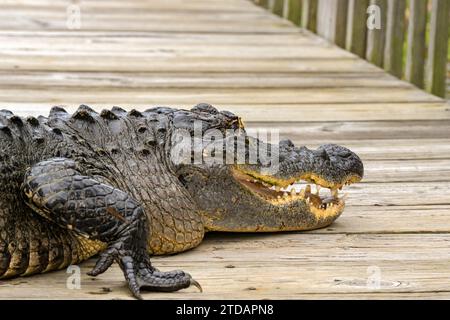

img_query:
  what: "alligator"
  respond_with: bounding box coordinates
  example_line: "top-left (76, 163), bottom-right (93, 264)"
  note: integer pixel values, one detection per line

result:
top-left (0, 103), bottom-right (363, 299)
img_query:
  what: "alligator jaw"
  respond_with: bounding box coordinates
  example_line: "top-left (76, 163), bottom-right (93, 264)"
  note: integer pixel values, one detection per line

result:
top-left (231, 167), bottom-right (360, 217)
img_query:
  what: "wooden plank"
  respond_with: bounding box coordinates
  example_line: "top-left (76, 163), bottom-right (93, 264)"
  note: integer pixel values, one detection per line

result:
top-left (345, 0), bottom-right (369, 57)
top-left (425, 0), bottom-right (449, 98)
top-left (317, 0), bottom-right (348, 47)
top-left (2, 234), bottom-right (450, 299)
top-left (0, 0), bottom-right (253, 12)
top-left (0, 87), bottom-right (441, 106)
top-left (383, 0), bottom-right (406, 78)
top-left (301, 0), bottom-right (317, 32)
top-left (0, 54), bottom-right (380, 73)
top-left (366, 0), bottom-right (387, 67)
top-left (405, 0), bottom-right (427, 89)
top-left (359, 159), bottom-right (450, 183)
top-left (286, 0), bottom-right (302, 25)
top-left (285, 139), bottom-right (450, 161)
top-left (0, 9), bottom-right (297, 33)
top-left (0, 43), bottom-right (356, 59)
top-left (0, 31), bottom-right (328, 46)
top-left (0, 0), bottom-right (449, 301)
top-left (248, 120), bottom-right (450, 140)
top-left (344, 181), bottom-right (450, 207)
top-left (0, 71), bottom-right (411, 89)
top-left (313, 205), bottom-right (450, 234)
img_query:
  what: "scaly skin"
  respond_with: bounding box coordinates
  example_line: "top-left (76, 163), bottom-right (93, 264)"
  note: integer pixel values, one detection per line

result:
top-left (0, 104), bottom-right (363, 298)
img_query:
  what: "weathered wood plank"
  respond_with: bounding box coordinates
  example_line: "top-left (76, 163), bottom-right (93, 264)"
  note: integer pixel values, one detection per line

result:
top-left (314, 205), bottom-right (450, 234)
top-left (2, 234), bottom-right (450, 299)
top-left (345, 0), bottom-right (369, 57)
top-left (0, 0), bottom-right (449, 300)
top-left (0, 42), bottom-right (356, 59)
top-left (425, 0), bottom-right (449, 98)
top-left (285, 139), bottom-right (450, 161)
top-left (383, 0), bottom-right (406, 78)
top-left (0, 71), bottom-right (407, 89)
top-left (0, 87), bottom-right (441, 106)
top-left (345, 181), bottom-right (450, 207)
top-left (0, 54), bottom-right (380, 73)
top-left (0, 31), bottom-right (328, 46)
top-left (405, 0), bottom-right (427, 89)
top-left (366, 0), bottom-right (387, 67)
top-left (0, 8), bottom-right (297, 33)
top-left (359, 159), bottom-right (450, 183)
top-left (250, 119), bottom-right (450, 139)
top-left (0, 0), bottom-right (253, 12)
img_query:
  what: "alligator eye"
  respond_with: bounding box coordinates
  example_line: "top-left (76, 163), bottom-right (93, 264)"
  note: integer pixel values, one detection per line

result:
top-left (279, 139), bottom-right (294, 148)
top-left (338, 151), bottom-right (352, 158)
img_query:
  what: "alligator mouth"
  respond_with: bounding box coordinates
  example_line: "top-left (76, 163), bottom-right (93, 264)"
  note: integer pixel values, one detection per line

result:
top-left (231, 167), bottom-right (361, 217)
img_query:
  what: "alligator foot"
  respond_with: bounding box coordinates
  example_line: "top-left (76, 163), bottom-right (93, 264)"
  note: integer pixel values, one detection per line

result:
top-left (88, 243), bottom-right (200, 299)
top-left (22, 157), bottom-right (201, 299)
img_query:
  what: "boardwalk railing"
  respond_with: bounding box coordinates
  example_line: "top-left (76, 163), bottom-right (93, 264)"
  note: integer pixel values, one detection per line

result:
top-left (254, 0), bottom-right (449, 98)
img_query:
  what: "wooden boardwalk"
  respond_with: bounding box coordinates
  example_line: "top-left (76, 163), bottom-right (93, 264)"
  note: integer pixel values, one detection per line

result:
top-left (1, 0), bottom-right (450, 299)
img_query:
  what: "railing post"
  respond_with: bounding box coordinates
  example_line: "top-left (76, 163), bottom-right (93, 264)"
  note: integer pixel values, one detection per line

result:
top-left (254, 0), bottom-right (270, 9)
top-left (301, 0), bottom-right (318, 32)
top-left (366, 0), bottom-right (387, 67)
top-left (287, 0), bottom-right (302, 25)
top-left (405, 0), bottom-right (427, 89)
top-left (272, 0), bottom-right (285, 16)
top-left (346, 0), bottom-right (369, 58)
top-left (384, 0), bottom-right (406, 78)
top-left (426, 0), bottom-right (449, 98)
top-left (317, 0), bottom-right (348, 48)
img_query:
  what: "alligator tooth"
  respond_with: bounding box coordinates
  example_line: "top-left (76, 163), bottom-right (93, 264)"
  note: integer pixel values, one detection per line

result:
top-left (277, 195), bottom-right (281, 199)
top-left (253, 179), bottom-right (258, 183)
top-left (283, 192), bottom-right (288, 197)
top-left (299, 188), bottom-right (305, 198)
top-left (305, 185), bottom-right (311, 194)
top-left (329, 203), bottom-right (334, 208)
top-left (291, 189), bottom-right (296, 196)
top-left (332, 188), bottom-right (338, 198)
top-left (315, 185), bottom-right (321, 195)
top-left (262, 182), bottom-right (269, 187)
top-left (275, 186), bottom-right (281, 192)
top-left (306, 197), bottom-right (310, 204)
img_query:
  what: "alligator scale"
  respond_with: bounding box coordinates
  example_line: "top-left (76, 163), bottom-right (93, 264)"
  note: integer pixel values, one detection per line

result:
top-left (0, 104), bottom-right (363, 298)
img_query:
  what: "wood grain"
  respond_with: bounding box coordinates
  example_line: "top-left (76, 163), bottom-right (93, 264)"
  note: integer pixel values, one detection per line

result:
top-left (0, 0), bottom-right (449, 300)
top-left (405, 0), bottom-right (427, 89)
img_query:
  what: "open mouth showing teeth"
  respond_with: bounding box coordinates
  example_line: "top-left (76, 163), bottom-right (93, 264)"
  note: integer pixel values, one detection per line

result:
top-left (231, 168), bottom-right (359, 216)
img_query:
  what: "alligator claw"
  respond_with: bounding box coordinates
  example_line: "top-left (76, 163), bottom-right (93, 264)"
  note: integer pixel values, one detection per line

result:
top-left (190, 278), bottom-right (203, 293)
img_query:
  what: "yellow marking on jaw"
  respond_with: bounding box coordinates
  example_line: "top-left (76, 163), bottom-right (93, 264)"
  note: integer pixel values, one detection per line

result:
top-left (309, 201), bottom-right (345, 219)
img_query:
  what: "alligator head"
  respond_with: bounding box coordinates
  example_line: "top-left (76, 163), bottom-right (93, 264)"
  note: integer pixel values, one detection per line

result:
top-left (169, 103), bottom-right (364, 232)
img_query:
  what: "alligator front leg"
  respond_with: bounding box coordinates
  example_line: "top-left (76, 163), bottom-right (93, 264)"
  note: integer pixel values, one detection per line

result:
top-left (21, 157), bottom-right (201, 299)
